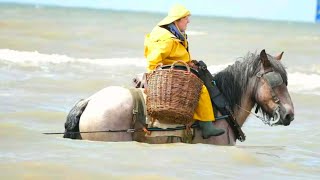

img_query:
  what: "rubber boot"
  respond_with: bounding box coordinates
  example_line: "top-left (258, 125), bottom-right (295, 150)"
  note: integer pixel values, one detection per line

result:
top-left (198, 121), bottom-right (225, 139)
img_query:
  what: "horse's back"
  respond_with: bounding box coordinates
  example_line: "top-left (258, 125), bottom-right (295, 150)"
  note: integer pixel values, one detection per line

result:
top-left (79, 86), bottom-right (134, 141)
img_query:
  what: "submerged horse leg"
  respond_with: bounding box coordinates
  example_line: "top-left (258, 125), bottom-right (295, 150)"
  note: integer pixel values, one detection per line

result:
top-left (79, 86), bottom-right (134, 142)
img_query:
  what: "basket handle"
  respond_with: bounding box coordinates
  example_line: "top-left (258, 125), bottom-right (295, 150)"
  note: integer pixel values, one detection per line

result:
top-left (154, 63), bottom-right (163, 70)
top-left (170, 60), bottom-right (190, 73)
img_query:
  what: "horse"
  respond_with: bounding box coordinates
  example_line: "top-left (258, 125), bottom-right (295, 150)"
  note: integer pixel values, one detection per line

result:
top-left (63, 49), bottom-right (294, 145)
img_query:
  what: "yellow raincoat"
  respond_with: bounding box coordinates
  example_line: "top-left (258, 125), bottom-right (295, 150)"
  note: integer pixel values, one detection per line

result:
top-left (144, 20), bottom-right (215, 121)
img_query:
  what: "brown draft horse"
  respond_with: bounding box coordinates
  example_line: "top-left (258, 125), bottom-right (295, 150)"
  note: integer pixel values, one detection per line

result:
top-left (63, 49), bottom-right (294, 145)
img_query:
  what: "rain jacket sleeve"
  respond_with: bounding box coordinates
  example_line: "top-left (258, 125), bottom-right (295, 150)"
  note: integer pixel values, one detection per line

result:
top-left (144, 35), bottom-right (173, 71)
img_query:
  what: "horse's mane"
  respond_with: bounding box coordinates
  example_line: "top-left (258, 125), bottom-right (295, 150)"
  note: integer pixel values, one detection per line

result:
top-left (213, 52), bottom-right (288, 111)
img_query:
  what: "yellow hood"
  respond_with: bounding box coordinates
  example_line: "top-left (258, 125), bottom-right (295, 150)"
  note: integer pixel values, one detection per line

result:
top-left (157, 4), bottom-right (190, 26)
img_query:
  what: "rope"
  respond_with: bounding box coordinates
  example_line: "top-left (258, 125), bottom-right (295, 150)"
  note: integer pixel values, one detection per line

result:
top-left (236, 104), bottom-right (269, 125)
top-left (43, 115), bottom-right (230, 135)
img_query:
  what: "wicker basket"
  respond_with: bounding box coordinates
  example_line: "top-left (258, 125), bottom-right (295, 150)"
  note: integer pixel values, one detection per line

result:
top-left (146, 61), bottom-right (203, 124)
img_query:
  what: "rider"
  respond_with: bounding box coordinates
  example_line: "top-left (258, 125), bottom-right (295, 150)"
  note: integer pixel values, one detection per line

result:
top-left (144, 4), bottom-right (225, 138)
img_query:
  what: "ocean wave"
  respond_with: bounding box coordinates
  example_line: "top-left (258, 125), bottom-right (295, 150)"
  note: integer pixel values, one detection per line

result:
top-left (311, 64), bottom-right (320, 74)
top-left (1, 49), bottom-right (320, 95)
top-left (207, 66), bottom-right (320, 96)
top-left (0, 49), bottom-right (146, 67)
top-left (287, 72), bottom-right (320, 95)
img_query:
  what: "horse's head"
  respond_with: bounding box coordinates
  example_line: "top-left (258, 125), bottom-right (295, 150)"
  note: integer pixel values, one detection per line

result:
top-left (254, 49), bottom-right (294, 126)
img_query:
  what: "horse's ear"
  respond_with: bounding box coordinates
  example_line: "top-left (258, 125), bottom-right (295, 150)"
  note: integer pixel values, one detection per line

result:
top-left (260, 49), bottom-right (271, 68)
top-left (275, 52), bottom-right (284, 61)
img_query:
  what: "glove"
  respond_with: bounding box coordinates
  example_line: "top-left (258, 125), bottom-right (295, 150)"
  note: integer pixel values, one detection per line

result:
top-left (188, 60), bottom-right (199, 70)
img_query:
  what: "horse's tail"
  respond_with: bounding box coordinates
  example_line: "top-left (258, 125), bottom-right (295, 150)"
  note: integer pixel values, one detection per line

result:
top-left (63, 99), bottom-right (89, 139)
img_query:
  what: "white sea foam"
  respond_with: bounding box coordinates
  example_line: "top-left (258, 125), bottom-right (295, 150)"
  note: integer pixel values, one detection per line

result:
top-left (287, 72), bottom-right (320, 95)
top-left (1, 49), bottom-right (320, 95)
top-left (0, 49), bottom-right (146, 67)
top-left (208, 65), bottom-right (320, 96)
top-left (311, 64), bottom-right (320, 74)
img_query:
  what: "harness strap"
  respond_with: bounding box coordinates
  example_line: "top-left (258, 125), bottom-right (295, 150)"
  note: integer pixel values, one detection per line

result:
top-left (129, 88), bottom-right (147, 129)
top-left (256, 70), bottom-right (280, 104)
top-left (196, 60), bottom-right (246, 142)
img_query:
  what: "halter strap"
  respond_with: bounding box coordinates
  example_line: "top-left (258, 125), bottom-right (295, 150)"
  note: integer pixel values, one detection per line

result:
top-left (250, 66), bottom-right (285, 126)
top-left (255, 70), bottom-right (281, 104)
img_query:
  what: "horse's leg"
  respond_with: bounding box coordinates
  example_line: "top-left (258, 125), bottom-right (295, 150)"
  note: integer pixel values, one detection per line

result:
top-left (79, 86), bottom-right (134, 142)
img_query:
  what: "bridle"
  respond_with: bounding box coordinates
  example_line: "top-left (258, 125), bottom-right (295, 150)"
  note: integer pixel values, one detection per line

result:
top-left (241, 65), bottom-right (286, 126)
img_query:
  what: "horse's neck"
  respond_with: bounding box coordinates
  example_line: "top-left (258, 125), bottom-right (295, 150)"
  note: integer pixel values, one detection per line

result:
top-left (233, 78), bottom-right (256, 127)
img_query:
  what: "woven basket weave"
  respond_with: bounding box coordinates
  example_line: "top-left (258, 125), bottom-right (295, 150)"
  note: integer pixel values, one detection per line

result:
top-left (146, 61), bottom-right (203, 124)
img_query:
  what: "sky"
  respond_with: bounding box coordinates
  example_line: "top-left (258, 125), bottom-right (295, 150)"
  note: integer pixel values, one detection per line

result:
top-left (0, 0), bottom-right (318, 23)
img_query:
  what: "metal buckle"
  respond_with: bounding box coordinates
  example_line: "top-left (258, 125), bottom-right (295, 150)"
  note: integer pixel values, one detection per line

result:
top-left (132, 109), bottom-right (138, 115)
top-left (274, 97), bottom-right (280, 104)
top-left (256, 72), bottom-right (263, 78)
top-left (126, 129), bottom-right (135, 133)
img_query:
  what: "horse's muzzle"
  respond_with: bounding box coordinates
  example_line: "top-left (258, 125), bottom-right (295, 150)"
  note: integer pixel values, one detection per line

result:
top-left (281, 112), bottom-right (294, 126)
top-left (276, 105), bottom-right (294, 126)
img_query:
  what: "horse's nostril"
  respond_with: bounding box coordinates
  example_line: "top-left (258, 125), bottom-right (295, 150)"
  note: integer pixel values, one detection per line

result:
top-left (282, 104), bottom-right (294, 122)
top-left (285, 114), bottom-right (294, 122)
top-left (290, 115), bottom-right (294, 121)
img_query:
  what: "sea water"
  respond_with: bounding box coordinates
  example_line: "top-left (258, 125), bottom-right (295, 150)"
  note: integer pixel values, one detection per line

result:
top-left (0, 3), bottom-right (319, 180)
